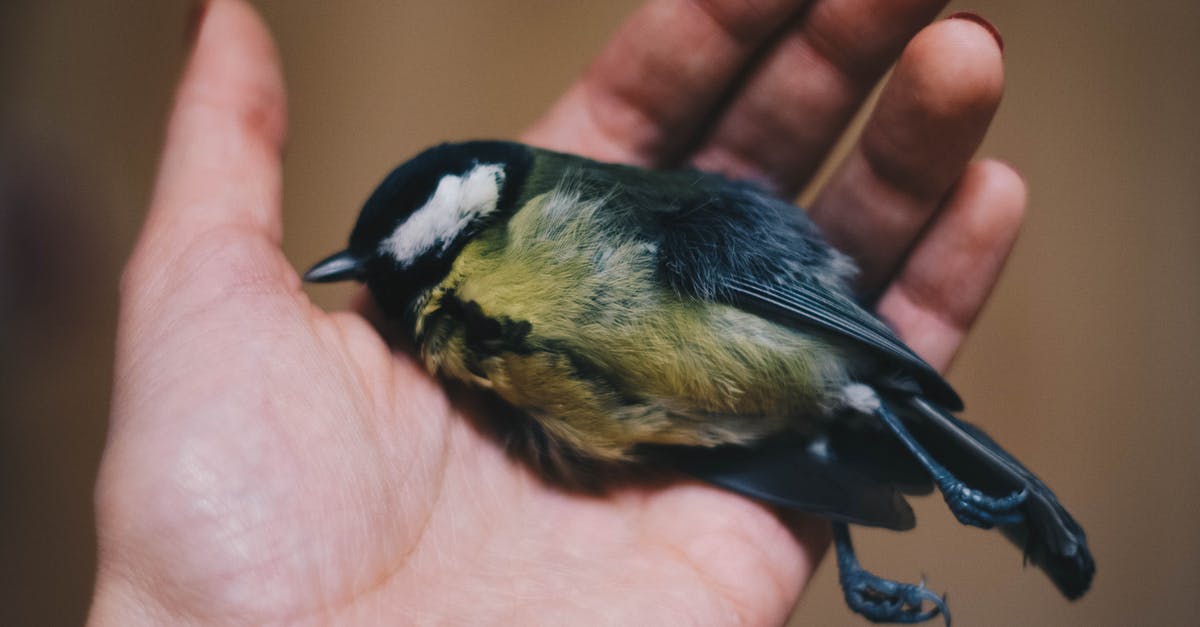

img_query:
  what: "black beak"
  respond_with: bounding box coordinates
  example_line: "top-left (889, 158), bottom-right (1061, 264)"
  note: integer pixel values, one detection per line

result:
top-left (303, 250), bottom-right (364, 283)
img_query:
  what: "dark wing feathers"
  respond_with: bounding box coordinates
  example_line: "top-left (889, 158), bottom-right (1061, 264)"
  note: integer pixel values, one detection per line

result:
top-left (724, 277), bottom-right (962, 410)
top-left (650, 174), bottom-right (962, 409)
top-left (651, 436), bottom-right (919, 531)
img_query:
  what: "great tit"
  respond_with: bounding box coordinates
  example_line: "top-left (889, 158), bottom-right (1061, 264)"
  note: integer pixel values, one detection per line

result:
top-left (305, 141), bottom-right (1093, 624)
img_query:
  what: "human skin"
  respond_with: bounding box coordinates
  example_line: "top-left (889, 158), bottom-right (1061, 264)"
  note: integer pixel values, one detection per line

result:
top-left (91, 0), bottom-right (1022, 624)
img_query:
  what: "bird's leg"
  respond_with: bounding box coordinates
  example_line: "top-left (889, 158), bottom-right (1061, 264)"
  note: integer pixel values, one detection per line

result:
top-left (834, 522), bottom-right (949, 625)
top-left (873, 403), bottom-right (1027, 528)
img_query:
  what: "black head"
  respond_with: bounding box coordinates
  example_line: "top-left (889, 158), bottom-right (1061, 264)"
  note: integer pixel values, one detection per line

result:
top-left (305, 141), bottom-right (532, 316)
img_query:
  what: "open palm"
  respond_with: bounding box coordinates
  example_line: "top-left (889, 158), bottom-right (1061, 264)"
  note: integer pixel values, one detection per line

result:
top-left (92, 1), bottom-right (1022, 624)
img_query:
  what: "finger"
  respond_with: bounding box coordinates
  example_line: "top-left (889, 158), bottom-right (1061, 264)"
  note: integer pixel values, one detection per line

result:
top-left (523, 0), bottom-right (808, 166)
top-left (875, 160), bottom-right (1027, 371)
top-left (142, 0), bottom-right (287, 249)
top-left (810, 15), bottom-right (1005, 294)
top-left (690, 0), bottom-right (948, 194)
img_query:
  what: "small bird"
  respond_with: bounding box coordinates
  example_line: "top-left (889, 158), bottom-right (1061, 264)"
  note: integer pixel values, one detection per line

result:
top-left (305, 141), bottom-right (1093, 624)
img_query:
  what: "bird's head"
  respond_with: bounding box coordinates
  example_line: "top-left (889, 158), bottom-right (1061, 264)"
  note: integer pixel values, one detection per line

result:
top-left (304, 141), bottom-right (532, 316)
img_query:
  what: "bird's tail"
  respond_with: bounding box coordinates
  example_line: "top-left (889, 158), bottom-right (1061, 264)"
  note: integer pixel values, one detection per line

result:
top-left (891, 395), bottom-right (1095, 599)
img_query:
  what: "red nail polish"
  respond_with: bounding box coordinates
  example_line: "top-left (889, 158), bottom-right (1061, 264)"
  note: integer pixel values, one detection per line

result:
top-left (946, 12), bottom-right (1004, 54)
top-left (185, 1), bottom-right (210, 46)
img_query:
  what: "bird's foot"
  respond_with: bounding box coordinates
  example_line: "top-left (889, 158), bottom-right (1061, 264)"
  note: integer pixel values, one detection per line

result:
top-left (841, 568), bottom-right (950, 625)
top-left (869, 401), bottom-right (1028, 530)
top-left (938, 479), bottom-right (1027, 529)
top-left (834, 522), bottom-right (950, 625)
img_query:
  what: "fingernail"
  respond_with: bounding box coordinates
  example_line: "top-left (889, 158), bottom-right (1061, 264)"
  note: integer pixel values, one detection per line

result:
top-left (185, 0), bottom-right (210, 46)
top-left (946, 12), bottom-right (1004, 54)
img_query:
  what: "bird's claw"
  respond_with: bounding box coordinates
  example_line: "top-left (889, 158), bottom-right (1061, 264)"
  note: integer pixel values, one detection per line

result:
top-left (841, 567), bottom-right (951, 625)
top-left (940, 481), bottom-right (1028, 529)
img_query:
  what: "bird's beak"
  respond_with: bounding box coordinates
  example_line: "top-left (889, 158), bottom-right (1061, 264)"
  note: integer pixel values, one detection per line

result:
top-left (303, 250), bottom-right (364, 283)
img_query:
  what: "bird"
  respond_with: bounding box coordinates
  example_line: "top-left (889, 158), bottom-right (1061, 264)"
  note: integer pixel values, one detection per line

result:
top-left (304, 140), bottom-right (1094, 624)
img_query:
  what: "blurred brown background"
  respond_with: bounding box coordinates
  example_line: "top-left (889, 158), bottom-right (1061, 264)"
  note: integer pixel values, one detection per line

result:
top-left (1, 1), bottom-right (1197, 625)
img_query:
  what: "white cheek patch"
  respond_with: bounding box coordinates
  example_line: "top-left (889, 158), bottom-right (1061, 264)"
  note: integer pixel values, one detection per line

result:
top-left (380, 163), bottom-right (505, 265)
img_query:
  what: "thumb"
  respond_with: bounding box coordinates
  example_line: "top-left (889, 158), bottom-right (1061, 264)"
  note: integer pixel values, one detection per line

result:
top-left (124, 0), bottom-right (290, 312)
top-left (113, 0), bottom-right (298, 434)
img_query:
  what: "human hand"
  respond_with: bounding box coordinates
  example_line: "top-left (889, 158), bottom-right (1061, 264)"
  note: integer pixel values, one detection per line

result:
top-left (91, 1), bottom-right (1021, 624)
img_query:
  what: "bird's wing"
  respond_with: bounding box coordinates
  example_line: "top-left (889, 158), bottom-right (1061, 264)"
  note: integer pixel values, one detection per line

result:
top-left (722, 276), bottom-right (961, 409)
top-left (649, 175), bottom-right (962, 409)
top-left (659, 442), bottom-right (917, 530)
top-left (649, 419), bottom-right (934, 530)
